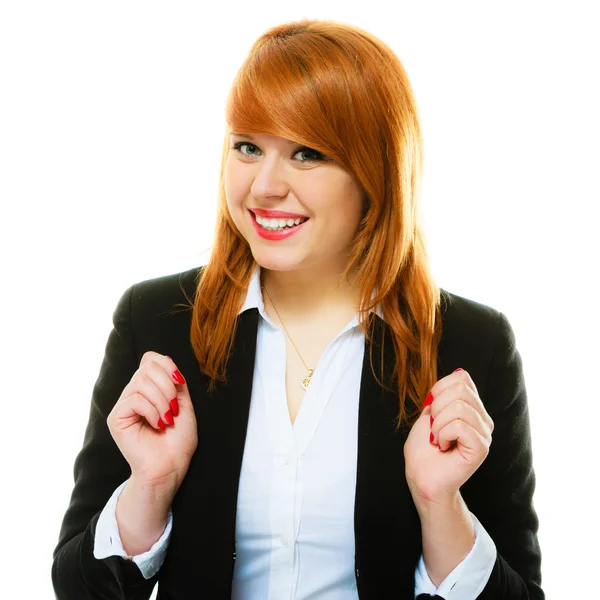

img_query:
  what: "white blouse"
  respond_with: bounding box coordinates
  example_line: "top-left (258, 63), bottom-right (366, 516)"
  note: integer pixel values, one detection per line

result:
top-left (94, 266), bottom-right (496, 598)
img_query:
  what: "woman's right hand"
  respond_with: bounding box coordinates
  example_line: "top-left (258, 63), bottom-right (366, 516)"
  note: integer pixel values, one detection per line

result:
top-left (107, 351), bottom-right (198, 493)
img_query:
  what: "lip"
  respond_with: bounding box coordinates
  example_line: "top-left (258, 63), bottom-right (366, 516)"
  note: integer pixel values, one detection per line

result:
top-left (248, 209), bottom-right (309, 241)
top-left (250, 207), bottom-right (309, 219)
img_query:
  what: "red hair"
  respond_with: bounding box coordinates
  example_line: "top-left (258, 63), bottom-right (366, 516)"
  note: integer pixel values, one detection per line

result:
top-left (190, 19), bottom-right (442, 429)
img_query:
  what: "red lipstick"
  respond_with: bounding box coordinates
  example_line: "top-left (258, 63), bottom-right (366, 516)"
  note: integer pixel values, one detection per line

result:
top-left (250, 207), bottom-right (309, 219)
top-left (248, 209), bottom-right (309, 241)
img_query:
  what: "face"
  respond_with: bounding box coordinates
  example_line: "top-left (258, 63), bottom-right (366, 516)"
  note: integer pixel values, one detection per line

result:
top-left (224, 132), bottom-right (365, 275)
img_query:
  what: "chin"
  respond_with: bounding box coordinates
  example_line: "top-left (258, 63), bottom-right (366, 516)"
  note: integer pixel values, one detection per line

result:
top-left (251, 249), bottom-right (308, 273)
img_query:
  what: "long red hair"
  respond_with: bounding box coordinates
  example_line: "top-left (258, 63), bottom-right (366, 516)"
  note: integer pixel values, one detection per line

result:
top-left (190, 19), bottom-right (442, 430)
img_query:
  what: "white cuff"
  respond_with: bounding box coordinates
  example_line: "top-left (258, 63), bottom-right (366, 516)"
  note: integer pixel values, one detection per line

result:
top-left (93, 478), bottom-right (173, 579)
top-left (414, 512), bottom-right (496, 598)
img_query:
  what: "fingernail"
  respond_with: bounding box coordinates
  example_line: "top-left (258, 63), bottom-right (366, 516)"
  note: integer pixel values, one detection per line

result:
top-left (430, 415), bottom-right (434, 427)
top-left (454, 368), bottom-right (463, 373)
top-left (158, 419), bottom-right (166, 431)
top-left (164, 410), bottom-right (174, 426)
top-left (423, 392), bottom-right (434, 407)
top-left (429, 432), bottom-right (435, 444)
top-left (170, 397), bottom-right (179, 417)
top-left (172, 369), bottom-right (185, 384)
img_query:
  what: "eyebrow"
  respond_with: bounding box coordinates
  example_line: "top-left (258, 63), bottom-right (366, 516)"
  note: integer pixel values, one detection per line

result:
top-left (230, 132), bottom-right (255, 139)
top-left (229, 132), bottom-right (297, 144)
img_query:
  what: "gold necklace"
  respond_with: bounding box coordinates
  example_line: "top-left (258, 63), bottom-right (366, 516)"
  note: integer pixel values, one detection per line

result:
top-left (262, 285), bottom-right (314, 391)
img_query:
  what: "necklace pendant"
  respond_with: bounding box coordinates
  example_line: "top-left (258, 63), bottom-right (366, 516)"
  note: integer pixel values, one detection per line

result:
top-left (300, 369), bottom-right (314, 391)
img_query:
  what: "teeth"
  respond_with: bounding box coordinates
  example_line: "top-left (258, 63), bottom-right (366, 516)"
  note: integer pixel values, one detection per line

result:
top-left (255, 214), bottom-right (306, 230)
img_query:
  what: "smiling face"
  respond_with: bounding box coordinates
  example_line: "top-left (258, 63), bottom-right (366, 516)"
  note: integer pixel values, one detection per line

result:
top-left (224, 132), bottom-right (365, 275)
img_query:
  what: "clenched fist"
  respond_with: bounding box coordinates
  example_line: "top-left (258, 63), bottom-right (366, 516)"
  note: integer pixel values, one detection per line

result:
top-left (404, 368), bottom-right (494, 509)
top-left (107, 351), bottom-right (198, 493)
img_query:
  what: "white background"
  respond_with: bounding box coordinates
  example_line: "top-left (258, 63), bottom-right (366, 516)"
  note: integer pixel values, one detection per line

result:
top-left (1, 2), bottom-right (598, 598)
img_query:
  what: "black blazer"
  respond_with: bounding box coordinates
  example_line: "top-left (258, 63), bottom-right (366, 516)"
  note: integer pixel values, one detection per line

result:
top-left (52, 267), bottom-right (544, 599)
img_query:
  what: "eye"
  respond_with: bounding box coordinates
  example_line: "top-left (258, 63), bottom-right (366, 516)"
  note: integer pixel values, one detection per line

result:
top-left (231, 141), bottom-right (260, 157)
top-left (292, 147), bottom-right (325, 163)
top-left (230, 141), bottom-right (326, 163)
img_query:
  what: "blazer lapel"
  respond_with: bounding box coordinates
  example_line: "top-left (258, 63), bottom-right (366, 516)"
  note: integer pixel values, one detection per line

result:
top-left (160, 307), bottom-right (260, 599)
top-left (354, 314), bottom-right (423, 598)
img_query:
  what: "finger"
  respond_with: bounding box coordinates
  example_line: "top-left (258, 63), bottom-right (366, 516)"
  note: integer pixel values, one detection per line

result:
top-left (431, 399), bottom-right (491, 446)
top-left (429, 379), bottom-right (480, 419)
top-left (141, 352), bottom-right (187, 387)
top-left (429, 379), bottom-right (493, 433)
top-left (437, 419), bottom-right (491, 459)
top-left (139, 350), bottom-right (165, 368)
top-left (140, 360), bottom-right (180, 422)
top-left (108, 392), bottom-right (164, 432)
top-left (161, 355), bottom-right (192, 415)
top-left (128, 372), bottom-right (173, 428)
top-left (139, 352), bottom-right (189, 415)
top-left (429, 369), bottom-right (478, 406)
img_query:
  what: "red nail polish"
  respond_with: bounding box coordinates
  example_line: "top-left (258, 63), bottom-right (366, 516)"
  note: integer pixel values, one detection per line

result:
top-left (164, 410), bottom-right (174, 426)
top-left (170, 397), bottom-right (179, 417)
top-left (423, 392), bottom-right (434, 407)
top-left (158, 419), bottom-right (166, 431)
top-left (454, 368), bottom-right (463, 373)
top-left (172, 369), bottom-right (185, 384)
top-left (430, 415), bottom-right (434, 427)
top-left (429, 432), bottom-right (435, 444)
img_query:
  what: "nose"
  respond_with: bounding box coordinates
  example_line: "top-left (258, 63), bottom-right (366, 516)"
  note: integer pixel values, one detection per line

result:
top-left (250, 155), bottom-right (290, 201)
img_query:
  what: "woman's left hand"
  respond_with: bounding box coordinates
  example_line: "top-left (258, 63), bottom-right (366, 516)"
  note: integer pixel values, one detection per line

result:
top-left (404, 368), bottom-right (494, 509)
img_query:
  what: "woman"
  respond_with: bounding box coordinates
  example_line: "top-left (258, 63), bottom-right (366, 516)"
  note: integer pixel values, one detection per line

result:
top-left (52, 18), bottom-right (544, 600)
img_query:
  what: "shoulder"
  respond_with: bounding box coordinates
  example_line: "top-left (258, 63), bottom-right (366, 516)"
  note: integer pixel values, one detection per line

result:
top-left (439, 288), bottom-right (504, 337)
top-left (437, 288), bottom-right (518, 389)
top-left (128, 265), bottom-right (203, 312)
top-left (111, 266), bottom-right (204, 336)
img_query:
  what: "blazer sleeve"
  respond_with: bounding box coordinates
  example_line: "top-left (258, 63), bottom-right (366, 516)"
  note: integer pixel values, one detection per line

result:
top-left (464, 312), bottom-right (545, 599)
top-left (51, 284), bottom-right (159, 600)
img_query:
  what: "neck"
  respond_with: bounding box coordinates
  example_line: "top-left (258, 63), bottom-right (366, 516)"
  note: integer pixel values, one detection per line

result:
top-left (260, 262), bottom-right (360, 318)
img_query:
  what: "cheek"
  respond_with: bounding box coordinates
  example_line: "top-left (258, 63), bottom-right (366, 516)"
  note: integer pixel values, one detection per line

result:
top-left (321, 178), bottom-right (364, 231)
top-left (224, 160), bottom-right (245, 212)
top-left (223, 159), bottom-right (234, 197)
